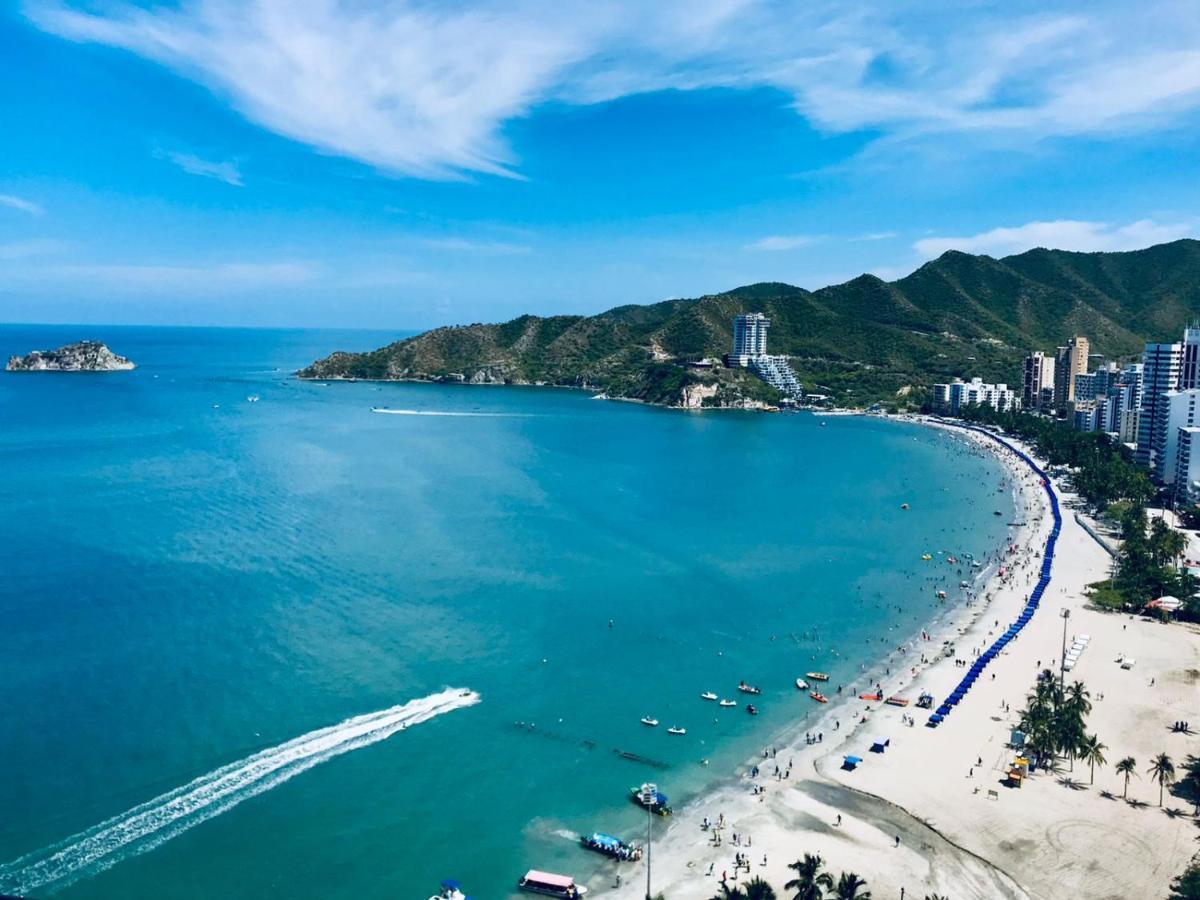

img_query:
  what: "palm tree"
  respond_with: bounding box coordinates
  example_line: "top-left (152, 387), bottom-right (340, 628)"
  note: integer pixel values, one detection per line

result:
top-left (785, 854), bottom-right (834, 900)
top-left (1078, 733), bottom-right (1107, 785)
top-left (1148, 752), bottom-right (1176, 806)
top-left (832, 872), bottom-right (871, 899)
top-left (744, 878), bottom-right (778, 900)
top-left (1115, 756), bottom-right (1138, 799)
top-left (713, 886), bottom-right (748, 900)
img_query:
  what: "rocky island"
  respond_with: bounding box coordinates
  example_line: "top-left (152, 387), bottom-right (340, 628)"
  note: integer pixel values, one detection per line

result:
top-left (7, 341), bottom-right (136, 372)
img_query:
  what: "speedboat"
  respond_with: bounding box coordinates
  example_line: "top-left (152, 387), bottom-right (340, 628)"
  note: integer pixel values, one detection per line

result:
top-left (581, 832), bottom-right (642, 861)
top-left (429, 880), bottom-right (468, 900)
top-left (746, 704), bottom-right (758, 715)
top-left (806, 672), bottom-right (829, 682)
top-left (795, 678), bottom-right (810, 690)
top-left (667, 726), bottom-right (686, 735)
top-left (737, 681), bottom-right (762, 695)
top-left (810, 692), bottom-right (828, 704)
top-left (700, 691), bottom-right (718, 701)
top-left (640, 717), bottom-right (659, 727)
top-left (718, 699), bottom-right (737, 707)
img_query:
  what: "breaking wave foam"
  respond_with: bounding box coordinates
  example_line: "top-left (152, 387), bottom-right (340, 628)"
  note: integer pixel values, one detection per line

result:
top-left (0, 688), bottom-right (480, 895)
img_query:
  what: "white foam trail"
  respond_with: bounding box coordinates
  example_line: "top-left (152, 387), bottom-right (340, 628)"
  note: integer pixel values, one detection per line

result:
top-left (370, 408), bottom-right (531, 417)
top-left (0, 689), bottom-right (479, 896)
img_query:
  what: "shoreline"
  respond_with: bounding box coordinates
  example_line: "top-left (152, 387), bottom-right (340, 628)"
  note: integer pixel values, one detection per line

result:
top-left (603, 415), bottom-right (1200, 900)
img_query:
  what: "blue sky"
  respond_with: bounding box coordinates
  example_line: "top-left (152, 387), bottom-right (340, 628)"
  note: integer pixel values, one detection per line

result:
top-left (4, 1), bottom-right (1200, 328)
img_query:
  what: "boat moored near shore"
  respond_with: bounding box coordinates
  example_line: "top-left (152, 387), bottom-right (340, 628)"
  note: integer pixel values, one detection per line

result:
top-left (518, 870), bottom-right (587, 898)
top-left (580, 832), bottom-right (643, 861)
top-left (630, 786), bottom-right (672, 816)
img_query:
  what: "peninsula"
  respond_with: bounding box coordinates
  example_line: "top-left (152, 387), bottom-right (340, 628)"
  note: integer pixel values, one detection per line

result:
top-left (300, 239), bottom-right (1200, 409)
top-left (6, 341), bottom-right (136, 372)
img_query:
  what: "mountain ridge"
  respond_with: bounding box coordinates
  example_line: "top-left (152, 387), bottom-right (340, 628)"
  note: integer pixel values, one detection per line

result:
top-left (299, 239), bottom-right (1200, 408)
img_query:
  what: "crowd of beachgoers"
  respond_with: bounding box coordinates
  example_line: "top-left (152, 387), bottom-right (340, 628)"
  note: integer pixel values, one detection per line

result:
top-left (605, 416), bottom-right (1200, 900)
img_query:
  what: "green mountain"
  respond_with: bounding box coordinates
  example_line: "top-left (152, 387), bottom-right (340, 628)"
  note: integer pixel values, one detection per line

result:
top-left (299, 239), bottom-right (1200, 408)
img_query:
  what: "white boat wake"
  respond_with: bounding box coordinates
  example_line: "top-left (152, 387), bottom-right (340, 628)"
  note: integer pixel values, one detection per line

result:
top-left (0, 688), bottom-right (480, 896)
top-left (370, 407), bottom-right (531, 417)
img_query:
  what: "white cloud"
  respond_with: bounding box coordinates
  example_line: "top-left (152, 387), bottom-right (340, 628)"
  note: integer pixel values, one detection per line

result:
top-left (914, 219), bottom-right (1199, 259)
top-left (163, 150), bottom-right (243, 186)
top-left (421, 237), bottom-right (532, 255)
top-left (851, 231), bottom-right (897, 242)
top-left (0, 193), bottom-right (44, 215)
top-left (746, 234), bottom-right (817, 251)
top-left (27, 1), bottom-right (1200, 180)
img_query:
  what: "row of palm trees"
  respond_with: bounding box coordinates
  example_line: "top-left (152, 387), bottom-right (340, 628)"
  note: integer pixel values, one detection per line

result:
top-left (1018, 670), bottom-right (1200, 809)
top-left (709, 853), bottom-right (948, 900)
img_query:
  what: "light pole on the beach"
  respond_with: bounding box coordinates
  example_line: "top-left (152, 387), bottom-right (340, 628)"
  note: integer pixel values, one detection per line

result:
top-left (1059, 608), bottom-right (1070, 690)
top-left (640, 782), bottom-right (655, 900)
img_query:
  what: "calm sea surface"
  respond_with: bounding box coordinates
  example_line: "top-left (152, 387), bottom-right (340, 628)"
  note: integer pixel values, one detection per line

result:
top-left (0, 325), bottom-right (1013, 899)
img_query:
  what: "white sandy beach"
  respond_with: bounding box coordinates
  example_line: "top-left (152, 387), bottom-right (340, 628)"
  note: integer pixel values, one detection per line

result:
top-left (605, 419), bottom-right (1200, 900)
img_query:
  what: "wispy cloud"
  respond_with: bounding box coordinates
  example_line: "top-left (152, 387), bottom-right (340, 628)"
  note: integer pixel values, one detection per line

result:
top-left (746, 234), bottom-right (817, 251)
top-left (0, 193), bottom-right (43, 216)
top-left (163, 150), bottom-right (243, 186)
top-left (44, 260), bottom-right (318, 290)
top-left (0, 238), bottom-right (65, 259)
top-left (27, 1), bottom-right (1200, 180)
top-left (421, 237), bottom-right (532, 255)
top-left (851, 231), bottom-right (897, 242)
top-left (914, 218), bottom-right (1199, 258)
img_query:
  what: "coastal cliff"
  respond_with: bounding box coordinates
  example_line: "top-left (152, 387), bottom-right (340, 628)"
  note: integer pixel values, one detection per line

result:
top-left (300, 239), bottom-right (1200, 408)
top-left (6, 341), bottom-right (135, 372)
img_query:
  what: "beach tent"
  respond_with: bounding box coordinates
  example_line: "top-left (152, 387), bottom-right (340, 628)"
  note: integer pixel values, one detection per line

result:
top-left (870, 737), bottom-right (890, 753)
top-left (842, 755), bottom-right (863, 770)
top-left (1147, 596), bottom-right (1183, 613)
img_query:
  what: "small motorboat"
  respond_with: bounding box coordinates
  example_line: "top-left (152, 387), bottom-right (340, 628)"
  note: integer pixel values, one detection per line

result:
top-left (900, 503), bottom-right (909, 510)
top-left (810, 692), bottom-right (828, 704)
top-left (640, 717), bottom-right (659, 727)
top-left (921, 554), bottom-right (932, 561)
top-left (700, 691), bottom-right (718, 701)
top-left (246, 395), bottom-right (260, 403)
top-left (806, 672), bottom-right (830, 682)
top-left (737, 681), bottom-right (762, 695)
top-left (630, 786), bottom-right (672, 816)
top-left (860, 692), bottom-right (882, 701)
top-left (429, 879), bottom-right (468, 900)
top-left (993, 510), bottom-right (1003, 516)
top-left (581, 832), bottom-right (642, 861)
top-left (667, 726), bottom-right (686, 735)
top-left (718, 699), bottom-right (737, 707)
top-left (746, 704), bottom-right (758, 715)
top-left (795, 678), bottom-right (810, 690)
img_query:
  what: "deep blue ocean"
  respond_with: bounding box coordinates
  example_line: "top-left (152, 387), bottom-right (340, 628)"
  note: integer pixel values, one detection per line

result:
top-left (0, 325), bottom-right (1013, 899)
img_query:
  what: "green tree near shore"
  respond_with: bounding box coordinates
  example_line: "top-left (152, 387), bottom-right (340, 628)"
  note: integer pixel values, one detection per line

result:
top-left (832, 872), bottom-right (871, 899)
top-left (1017, 672), bottom-right (1097, 773)
top-left (785, 854), bottom-right (834, 900)
top-left (1148, 753), bottom-right (1176, 806)
top-left (1170, 859), bottom-right (1200, 899)
top-left (1115, 756), bottom-right (1138, 799)
top-left (1078, 733), bottom-right (1107, 785)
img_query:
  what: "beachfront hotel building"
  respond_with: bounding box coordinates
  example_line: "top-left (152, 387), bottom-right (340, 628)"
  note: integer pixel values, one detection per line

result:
top-left (726, 313), bottom-right (803, 397)
top-left (731, 313), bottom-right (770, 361)
top-left (1054, 336), bottom-right (1089, 412)
top-left (1137, 341), bottom-right (1184, 472)
top-left (932, 378), bottom-right (1020, 415)
top-left (1175, 426), bottom-right (1200, 505)
top-left (1021, 351), bottom-right (1056, 411)
top-left (1151, 389), bottom-right (1200, 485)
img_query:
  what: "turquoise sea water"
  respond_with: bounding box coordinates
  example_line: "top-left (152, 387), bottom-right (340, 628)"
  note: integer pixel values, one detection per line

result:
top-left (0, 325), bottom-right (1014, 899)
